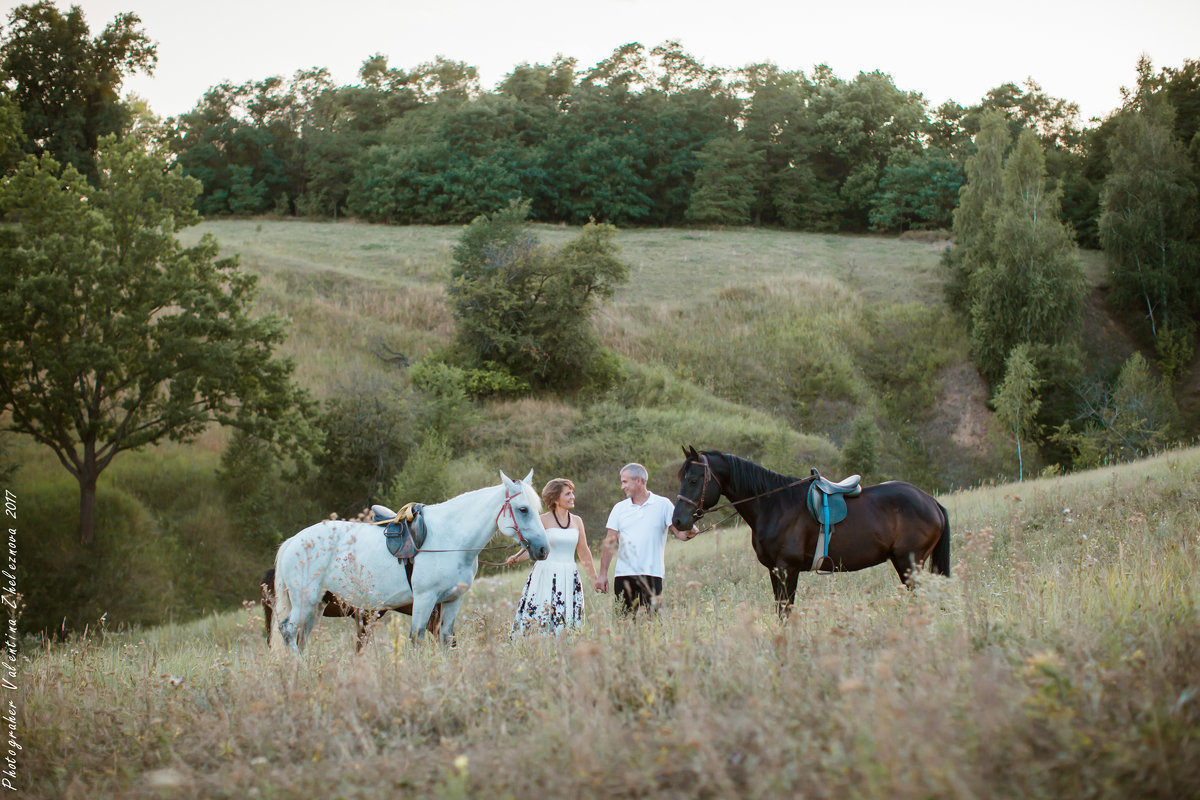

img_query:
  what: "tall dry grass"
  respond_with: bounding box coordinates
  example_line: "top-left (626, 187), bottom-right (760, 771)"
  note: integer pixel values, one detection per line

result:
top-left (20, 447), bottom-right (1199, 798)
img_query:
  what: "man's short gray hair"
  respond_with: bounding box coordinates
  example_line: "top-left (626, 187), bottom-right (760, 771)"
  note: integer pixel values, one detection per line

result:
top-left (620, 463), bottom-right (648, 482)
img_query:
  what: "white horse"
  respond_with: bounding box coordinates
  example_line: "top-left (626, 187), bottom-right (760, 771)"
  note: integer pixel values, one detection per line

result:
top-left (271, 470), bottom-right (549, 652)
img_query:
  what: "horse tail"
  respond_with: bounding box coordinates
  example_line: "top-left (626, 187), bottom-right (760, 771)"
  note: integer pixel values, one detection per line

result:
top-left (269, 555), bottom-right (292, 651)
top-left (931, 502), bottom-right (951, 577)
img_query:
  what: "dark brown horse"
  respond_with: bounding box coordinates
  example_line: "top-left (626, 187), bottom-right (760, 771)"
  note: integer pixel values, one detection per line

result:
top-left (672, 447), bottom-right (950, 615)
top-left (259, 568), bottom-right (439, 652)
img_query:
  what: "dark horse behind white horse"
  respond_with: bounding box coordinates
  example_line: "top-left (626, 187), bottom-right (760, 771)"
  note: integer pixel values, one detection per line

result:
top-left (259, 568), bottom-right (441, 652)
top-left (271, 470), bottom-right (548, 652)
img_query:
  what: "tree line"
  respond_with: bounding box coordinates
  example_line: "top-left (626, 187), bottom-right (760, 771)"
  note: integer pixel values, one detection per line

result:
top-left (3, 4), bottom-right (1197, 248)
top-left (160, 49), bottom-right (1098, 237)
top-left (4, 2), bottom-right (1194, 246)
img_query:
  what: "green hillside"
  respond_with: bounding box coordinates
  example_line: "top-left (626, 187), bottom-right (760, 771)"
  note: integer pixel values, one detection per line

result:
top-left (8, 219), bottom-right (1178, 635)
top-left (184, 219), bottom-right (1122, 497)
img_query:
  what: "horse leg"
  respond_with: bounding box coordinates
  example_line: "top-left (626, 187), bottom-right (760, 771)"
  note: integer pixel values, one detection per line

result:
top-left (289, 605), bottom-right (321, 652)
top-left (435, 598), bottom-right (465, 647)
top-left (890, 552), bottom-right (919, 589)
top-left (354, 609), bottom-right (372, 653)
top-left (769, 568), bottom-right (795, 619)
top-left (271, 571), bottom-right (299, 654)
top-left (780, 567), bottom-right (800, 619)
top-left (409, 592), bottom-right (438, 644)
top-left (279, 590), bottom-right (321, 654)
top-left (260, 575), bottom-right (274, 650)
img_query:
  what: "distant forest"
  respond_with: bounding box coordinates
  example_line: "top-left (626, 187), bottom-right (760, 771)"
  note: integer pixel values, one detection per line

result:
top-left (3, 3), bottom-right (1198, 244)
top-left (151, 46), bottom-right (1199, 247)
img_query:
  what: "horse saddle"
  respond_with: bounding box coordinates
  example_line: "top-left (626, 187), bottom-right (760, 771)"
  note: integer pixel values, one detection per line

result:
top-left (372, 502), bottom-right (426, 565)
top-left (805, 468), bottom-right (862, 573)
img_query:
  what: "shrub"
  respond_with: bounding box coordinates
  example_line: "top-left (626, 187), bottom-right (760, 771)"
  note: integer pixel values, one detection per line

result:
top-left (386, 433), bottom-right (455, 506)
top-left (15, 475), bottom-right (177, 636)
top-left (841, 415), bottom-right (881, 481)
top-left (462, 362), bottom-right (530, 398)
top-left (408, 359), bottom-right (479, 439)
top-left (1052, 352), bottom-right (1181, 469)
top-left (311, 376), bottom-right (417, 516)
top-left (447, 199), bottom-right (630, 391)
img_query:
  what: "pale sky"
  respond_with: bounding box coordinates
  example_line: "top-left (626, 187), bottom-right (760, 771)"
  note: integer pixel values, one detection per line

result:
top-left (5, 0), bottom-right (1198, 123)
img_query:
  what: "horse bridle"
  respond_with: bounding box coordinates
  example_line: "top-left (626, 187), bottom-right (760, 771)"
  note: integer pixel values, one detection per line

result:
top-left (495, 488), bottom-right (532, 549)
top-left (677, 453), bottom-right (720, 519)
top-left (677, 453), bottom-right (811, 525)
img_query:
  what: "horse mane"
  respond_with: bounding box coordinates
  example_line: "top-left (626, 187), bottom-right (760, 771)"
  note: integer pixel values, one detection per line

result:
top-left (428, 479), bottom-right (542, 512)
top-left (519, 480), bottom-right (543, 513)
top-left (705, 451), bottom-right (806, 500)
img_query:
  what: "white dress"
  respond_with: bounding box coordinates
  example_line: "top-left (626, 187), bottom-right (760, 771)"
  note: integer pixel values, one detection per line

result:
top-left (511, 526), bottom-right (584, 636)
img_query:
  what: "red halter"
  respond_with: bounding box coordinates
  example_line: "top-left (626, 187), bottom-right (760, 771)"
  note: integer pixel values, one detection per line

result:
top-left (495, 489), bottom-right (530, 548)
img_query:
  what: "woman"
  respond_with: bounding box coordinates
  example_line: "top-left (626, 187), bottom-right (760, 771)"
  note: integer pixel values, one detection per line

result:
top-left (507, 477), bottom-right (598, 636)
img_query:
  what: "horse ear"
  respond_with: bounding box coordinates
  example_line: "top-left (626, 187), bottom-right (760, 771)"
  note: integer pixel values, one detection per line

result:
top-left (499, 470), bottom-right (513, 488)
top-left (522, 468), bottom-right (534, 485)
top-left (687, 445), bottom-right (699, 460)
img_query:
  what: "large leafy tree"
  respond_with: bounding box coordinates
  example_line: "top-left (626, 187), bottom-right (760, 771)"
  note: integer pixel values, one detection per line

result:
top-left (0, 136), bottom-right (313, 544)
top-left (447, 199), bottom-right (629, 389)
top-left (967, 80), bottom-right (1097, 247)
top-left (498, 56), bottom-right (577, 110)
top-left (348, 94), bottom-right (546, 224)
top-left (969, 128), bottom-right (1085, 384)
top-left (687, 135), bottom-right (765, 225)
top-left (868, 147), bottom-right (963, 231)
top-left (801, 67), bottom-right (929, 230)
top-left (971, 79), bottom-right (1084, 151)
top-left (735, 63), bottom-right (819, 227)
top-left (945, 111), bottom-right (1009, 314)
top-left (1099, 103), bottom-right (1199, 344)
top-left (1, 1), bottom-right (155, 183)
top-left (541, 83), bottom-right (657, 224)
top-left (170, 70), bottom-right (330, 216)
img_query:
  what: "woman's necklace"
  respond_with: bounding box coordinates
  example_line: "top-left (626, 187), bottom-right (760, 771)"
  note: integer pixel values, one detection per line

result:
top-left (552, 508), bottom-right (570, 529)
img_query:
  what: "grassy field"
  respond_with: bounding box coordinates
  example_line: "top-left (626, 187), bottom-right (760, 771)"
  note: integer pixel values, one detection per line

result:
top-left (15, 218), bottom-right (1193, 795)
top-left (178, 220), bottom-right (969, 395)
top-left (19, 445), bottom-right (1200, 798)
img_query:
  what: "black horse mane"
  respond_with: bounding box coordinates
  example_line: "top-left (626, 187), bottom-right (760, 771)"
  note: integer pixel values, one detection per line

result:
top-left (697, 451), bottom-right (807, 501)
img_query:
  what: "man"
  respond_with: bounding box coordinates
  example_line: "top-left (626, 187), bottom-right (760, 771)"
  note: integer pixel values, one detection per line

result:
top-left (595, 462), bottom-right (698, 615)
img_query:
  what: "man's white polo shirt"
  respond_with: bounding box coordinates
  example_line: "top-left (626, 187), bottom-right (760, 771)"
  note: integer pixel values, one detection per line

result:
top-left (606, 492), bottom-right (674, 578)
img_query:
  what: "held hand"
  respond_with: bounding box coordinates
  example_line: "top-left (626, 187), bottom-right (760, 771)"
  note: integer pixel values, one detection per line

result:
top-left (594, 577), bottom-right (608, 594)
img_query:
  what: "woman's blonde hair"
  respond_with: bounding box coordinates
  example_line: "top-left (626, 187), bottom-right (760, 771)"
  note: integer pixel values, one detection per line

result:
top-left (541, 478), bottom-right (575, 511)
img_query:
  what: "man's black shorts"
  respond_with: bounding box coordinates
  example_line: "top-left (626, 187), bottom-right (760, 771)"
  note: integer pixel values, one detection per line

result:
top-left (614, 574), bottom-right (662, 615)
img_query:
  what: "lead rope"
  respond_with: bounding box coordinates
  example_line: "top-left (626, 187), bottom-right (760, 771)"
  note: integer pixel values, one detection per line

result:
top-left (692, 509), bottom-right (742, 535)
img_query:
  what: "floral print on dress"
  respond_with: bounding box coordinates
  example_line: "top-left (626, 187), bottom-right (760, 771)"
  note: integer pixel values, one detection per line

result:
top-left (511, 527), bottom-right (584, 637)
